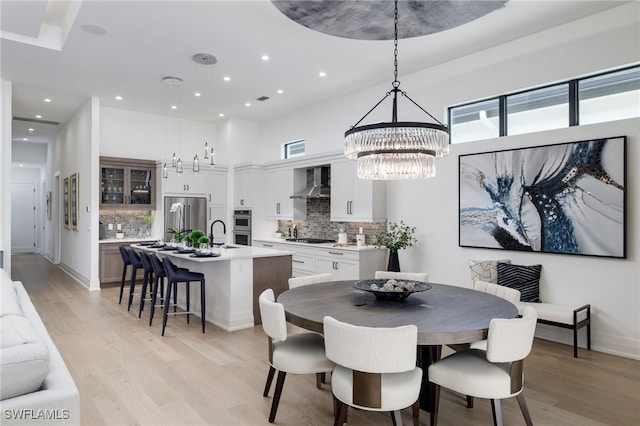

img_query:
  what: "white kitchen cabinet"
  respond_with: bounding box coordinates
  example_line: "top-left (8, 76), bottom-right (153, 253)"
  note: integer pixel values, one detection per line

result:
top-left (330, 159), bottom-right (386, 222)
top-left (289, 244), bottom-right (316, 277)
top-left (252, 239), bottom-right (386, 280)
top-left (254, 241), bottom-right (285, 250)
top-left (315, 248), bottom-right (361, 280)
top-left (163, 168), bottom-right (208, 195)
top-left (207, 169), bottom-right (228, 206)
top-left (264, 167), bottom-right (306, 220)
top-left (234, 165), bottom-right (264, 208)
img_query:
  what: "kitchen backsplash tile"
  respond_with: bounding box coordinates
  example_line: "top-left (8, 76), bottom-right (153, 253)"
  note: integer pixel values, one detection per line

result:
top-left (99, 210), bottom-right (153, 239)
top-left (277, 198), bottom-right (386, 244)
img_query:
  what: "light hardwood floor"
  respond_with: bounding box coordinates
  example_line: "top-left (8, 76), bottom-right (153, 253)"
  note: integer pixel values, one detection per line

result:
top-left (11, 254), bottom-right (640, 426)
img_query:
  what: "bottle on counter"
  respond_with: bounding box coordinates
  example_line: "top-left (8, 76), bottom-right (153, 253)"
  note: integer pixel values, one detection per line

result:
top-left (356, 227), bottom-right (365, 247)
top-left (292, 224), bottom-right (298, 238)
top-left (338, 228), bottom-right (347, 245)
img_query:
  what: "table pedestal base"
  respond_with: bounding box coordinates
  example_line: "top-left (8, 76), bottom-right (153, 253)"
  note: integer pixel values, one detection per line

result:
top-left (417, 345), bottom-right (442, 413)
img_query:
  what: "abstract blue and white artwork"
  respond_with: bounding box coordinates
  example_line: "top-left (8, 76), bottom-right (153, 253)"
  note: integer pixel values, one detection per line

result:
top-left (459, 137), bottom-right (626, 258)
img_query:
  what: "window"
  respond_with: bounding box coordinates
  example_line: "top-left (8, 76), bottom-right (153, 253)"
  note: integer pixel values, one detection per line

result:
top-left (507, 83), bottom-right (569, 135)
top-left (449, 99), bottom-right (499, 143)
top-left (579, 67), bottom-right (640, 125)
top-left (448, 65), bottom-right (639, 144)
top-left (283, 139), bottom-right (305, 159)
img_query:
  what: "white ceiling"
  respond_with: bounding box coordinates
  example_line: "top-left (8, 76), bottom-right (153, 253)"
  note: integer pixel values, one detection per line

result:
top-left (1, 0), bottom-right (630, 146)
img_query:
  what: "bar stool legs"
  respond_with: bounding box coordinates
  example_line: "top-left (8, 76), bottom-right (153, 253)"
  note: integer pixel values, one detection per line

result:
top-left (160, 256), bottom-right (206, 336)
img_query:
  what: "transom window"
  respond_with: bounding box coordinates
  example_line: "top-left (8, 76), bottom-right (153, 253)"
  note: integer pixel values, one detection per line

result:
top-left (283, 139), bottom-right (305, 159)
top-left (448, 65), bottom-right (639, 143)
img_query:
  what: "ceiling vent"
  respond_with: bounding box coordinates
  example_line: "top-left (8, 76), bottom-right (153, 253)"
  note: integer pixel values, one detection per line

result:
top-left (13, 116), bottom-right (59, 125)
top-left (257, 96), bottom-right (270, 101)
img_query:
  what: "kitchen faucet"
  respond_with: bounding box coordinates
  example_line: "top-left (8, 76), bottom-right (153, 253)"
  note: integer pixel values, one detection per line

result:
top-left (209, 220), bottom-right (226, 246)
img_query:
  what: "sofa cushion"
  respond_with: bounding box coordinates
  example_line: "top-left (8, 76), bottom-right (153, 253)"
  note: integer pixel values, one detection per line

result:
top-left (0, 315), bottom-right (50, 400)
top-left (518, 302), bottom-right (589, 325)
top-left (497, 262), bottom-right (542, 303)
top-left (468, 259), bottom-right (511, 284)
top-left (1, 279), bottom-right (22, 317)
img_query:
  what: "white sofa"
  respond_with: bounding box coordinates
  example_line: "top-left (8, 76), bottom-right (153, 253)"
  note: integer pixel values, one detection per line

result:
top-left (0, 268), bottom-right (80, 425)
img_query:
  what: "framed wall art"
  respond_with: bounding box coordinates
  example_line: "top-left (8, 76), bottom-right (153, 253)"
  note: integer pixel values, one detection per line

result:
top-left (70, 173), bottom-right (79, 231)
top-left (46, 191), bottom-right (52, 220)
top-left (63, 177), bottom-right (70, 229)
top-left (459, 136), bottom-right (626, 258)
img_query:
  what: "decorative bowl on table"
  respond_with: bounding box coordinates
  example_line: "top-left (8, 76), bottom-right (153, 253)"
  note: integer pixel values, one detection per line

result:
top-left (352, 279), bottom-right (431, 301)
top-left (137, 241), bottom-right (157, 246)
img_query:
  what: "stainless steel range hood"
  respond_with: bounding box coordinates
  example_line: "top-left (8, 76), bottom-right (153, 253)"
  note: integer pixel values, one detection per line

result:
top-left (290, 166), bottom-right (331, 199)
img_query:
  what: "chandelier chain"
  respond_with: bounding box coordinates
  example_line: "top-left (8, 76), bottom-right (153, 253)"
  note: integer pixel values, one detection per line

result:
top-left (392, 0), bottom-right (399, 88)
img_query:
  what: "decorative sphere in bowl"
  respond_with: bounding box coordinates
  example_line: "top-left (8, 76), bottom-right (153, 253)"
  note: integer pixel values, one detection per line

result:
top-left (353, 279), bottom-right (431, 301)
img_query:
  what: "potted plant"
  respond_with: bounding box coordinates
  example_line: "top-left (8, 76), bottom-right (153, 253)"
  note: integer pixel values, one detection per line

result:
top-left (197, 236), bottom-right (211, 250)
top-left (373, 221), bottom-right (417, 272)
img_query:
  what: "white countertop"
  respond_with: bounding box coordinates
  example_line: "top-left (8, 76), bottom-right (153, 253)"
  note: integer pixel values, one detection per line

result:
top-left (253, 237), bottom-right (384, 252)
top-left (99, 237), bottom-right (158, 244)
top-left (134, 243), bottom-right (293, 262)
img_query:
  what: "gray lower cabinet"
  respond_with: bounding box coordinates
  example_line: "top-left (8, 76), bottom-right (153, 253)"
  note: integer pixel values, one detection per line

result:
top-left (99, 241), bottom-right (147, 284)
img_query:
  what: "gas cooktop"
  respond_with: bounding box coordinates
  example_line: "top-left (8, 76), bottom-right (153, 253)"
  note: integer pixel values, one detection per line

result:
top-left (285, 238), bottom-right (336, 244)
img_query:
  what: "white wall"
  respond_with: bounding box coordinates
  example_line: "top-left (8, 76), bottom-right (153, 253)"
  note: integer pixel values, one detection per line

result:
top-left (100, 106), bottom-right (218, 164)
top-left (53, 98), bottom-right (97, 288)
top-left (0, 80), bottom-right (11, 271)
top-left (251, 3), bottom-right (640, 358)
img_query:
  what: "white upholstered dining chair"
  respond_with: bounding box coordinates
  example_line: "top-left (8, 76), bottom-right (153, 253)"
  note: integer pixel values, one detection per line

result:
top-left (374, 271), bottom-right (428, 282)
top-left (429, 306), bottom-right (537, 426)
top-left (288, 272), bottom-right (333, 289)
top-left (323, 316), bottom-right (422, 426)
top-left (258, 289), bottom-right (335, 423)
top-left (469, 281), bottom-right (521, 351)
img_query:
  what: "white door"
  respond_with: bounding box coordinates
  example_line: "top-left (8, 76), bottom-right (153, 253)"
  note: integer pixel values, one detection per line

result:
top-left (11, 183), bottom-right (36, 253)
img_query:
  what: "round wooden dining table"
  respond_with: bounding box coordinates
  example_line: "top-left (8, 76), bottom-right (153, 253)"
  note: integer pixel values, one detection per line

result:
top-left (277, 280), bottom-right (518, 413)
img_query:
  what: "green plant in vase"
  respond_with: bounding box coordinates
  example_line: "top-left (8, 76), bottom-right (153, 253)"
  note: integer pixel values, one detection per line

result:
top-left (187, 230), bottom-right (206, 248)
top-left (198, 236), bottom-right (211, 249)
top-left (373, 221), bottom-right (417, 272)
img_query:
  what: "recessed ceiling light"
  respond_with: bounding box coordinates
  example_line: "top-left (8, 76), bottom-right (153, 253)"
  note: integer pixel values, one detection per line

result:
top-left (245, 102), bottom-right (251, 107)
top-left (277, 89), bottom-right (284, 94)
top-left (19, 163), bottom-right (24, 167)
top-left (318, 72), bottom-right (326, 78)
top-left (35, 115), bottom-right (42, 119)
top-left (115, 96), bottom-right (122, 100)
top-left (23, 138), bottom-right (28, 141)
top-left (261, 55), bottom-right (270, 61)
top-left (194, 92), bottom-right (201, 97)
top-left (219, 113), bottom-right (225, 117)
top-left (44, 98), bottom-right (51, 103)
top-left (223, 76), bottom-right (231, 82)
top-left (28, 128), bottom-right (34, 132)
top-left (171, 105), bottom-right (178, 110)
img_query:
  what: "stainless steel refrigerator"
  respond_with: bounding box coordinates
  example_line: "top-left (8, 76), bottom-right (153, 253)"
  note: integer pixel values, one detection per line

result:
top-left (164, 196), bottom-right (207, 242)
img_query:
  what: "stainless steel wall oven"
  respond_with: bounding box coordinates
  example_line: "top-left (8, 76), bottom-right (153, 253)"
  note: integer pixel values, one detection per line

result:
top-left (233, 209), bottom-right (252, 246)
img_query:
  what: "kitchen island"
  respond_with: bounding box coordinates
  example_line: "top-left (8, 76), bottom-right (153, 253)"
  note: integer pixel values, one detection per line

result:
top-left (136, 244), bottom-right (292, 331)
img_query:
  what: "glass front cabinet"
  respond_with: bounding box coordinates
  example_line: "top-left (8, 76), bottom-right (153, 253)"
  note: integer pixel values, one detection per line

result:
top-left (100, 157), bottom-right (156, 209)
